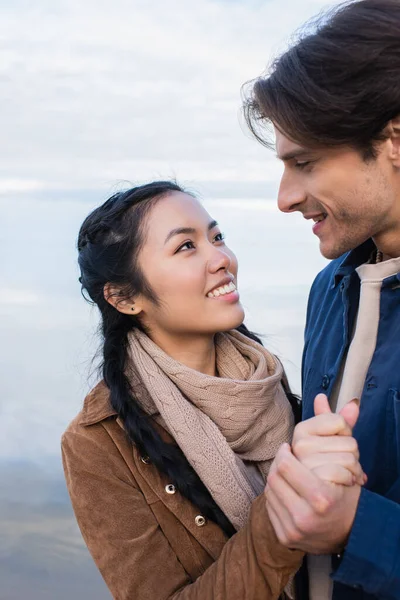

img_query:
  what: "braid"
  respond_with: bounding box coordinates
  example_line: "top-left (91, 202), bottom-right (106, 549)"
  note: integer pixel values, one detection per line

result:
top-left (102, 309), bottom-right (236, 537)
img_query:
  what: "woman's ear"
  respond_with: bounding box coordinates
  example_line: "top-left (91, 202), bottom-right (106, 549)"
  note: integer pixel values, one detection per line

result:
top-left (103, 283), bottom-right (143, 316)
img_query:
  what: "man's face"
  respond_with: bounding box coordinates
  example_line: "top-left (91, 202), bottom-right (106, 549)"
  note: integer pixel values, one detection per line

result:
top-left (275, 128), bottom-right (399, 259)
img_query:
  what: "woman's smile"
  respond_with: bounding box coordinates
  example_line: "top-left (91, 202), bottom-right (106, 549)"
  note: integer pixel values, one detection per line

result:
top-left (207, 280), bottom-right (239, 301)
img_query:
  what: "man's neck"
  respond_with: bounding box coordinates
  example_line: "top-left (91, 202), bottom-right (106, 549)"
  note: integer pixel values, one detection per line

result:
top-left (381, 253), bottom-right (396, 262)
top-left (373, 220), bottom-right (400, 259)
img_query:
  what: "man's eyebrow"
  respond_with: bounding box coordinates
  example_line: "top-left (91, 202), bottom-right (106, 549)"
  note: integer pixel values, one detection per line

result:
top-left (276, 148), bottom-right (311, 162)
top-left (164, 220), bottom-right (218, 245)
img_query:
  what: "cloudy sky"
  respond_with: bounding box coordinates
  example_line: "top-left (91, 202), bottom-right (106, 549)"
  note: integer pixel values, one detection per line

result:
top-left (2, 0), bottom-right (340, 462)
top-left (1, 0), bottom-right (338, 195)
top-left (1, 0), bottom-right (339, 595)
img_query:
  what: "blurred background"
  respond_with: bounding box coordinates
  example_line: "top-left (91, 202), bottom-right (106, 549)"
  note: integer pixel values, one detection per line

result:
top-left (1, 0), bottom-right (338, 597)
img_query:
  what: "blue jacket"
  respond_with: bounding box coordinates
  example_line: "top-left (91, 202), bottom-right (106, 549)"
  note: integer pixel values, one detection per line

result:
top-left (301, 239), bottom-right (400, 599)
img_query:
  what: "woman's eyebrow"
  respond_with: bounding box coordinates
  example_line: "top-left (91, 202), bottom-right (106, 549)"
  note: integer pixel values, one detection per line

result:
top-left (164, 220), bottom-right (218, 245)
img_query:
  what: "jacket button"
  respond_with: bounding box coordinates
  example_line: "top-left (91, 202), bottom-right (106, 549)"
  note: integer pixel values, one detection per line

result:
top-left (322, 375), bottom-right (330, 390)
top-left (195, 515), bottom-right (206, 527)
top-left (165, 484), bottom-right (176, 494)
top-left (140, 455), bottom-right (151, 464)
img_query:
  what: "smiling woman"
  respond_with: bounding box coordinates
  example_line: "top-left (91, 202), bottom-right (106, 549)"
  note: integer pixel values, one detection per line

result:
top-left (115, 189), bottom-right (246, 354)
top-left (61, 181), bottom-right (354, 600)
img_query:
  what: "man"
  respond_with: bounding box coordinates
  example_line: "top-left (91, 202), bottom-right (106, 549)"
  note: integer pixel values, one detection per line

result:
top-left (245, 0), bottom-right (400, 598)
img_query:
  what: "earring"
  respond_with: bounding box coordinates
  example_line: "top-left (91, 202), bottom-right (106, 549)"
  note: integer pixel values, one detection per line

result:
top-left (131, 304), bottom-right (135, 312)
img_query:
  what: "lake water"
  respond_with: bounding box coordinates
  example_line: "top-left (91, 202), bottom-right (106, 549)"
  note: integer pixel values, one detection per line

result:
top-left (1, 191), bottom-right (327, 598)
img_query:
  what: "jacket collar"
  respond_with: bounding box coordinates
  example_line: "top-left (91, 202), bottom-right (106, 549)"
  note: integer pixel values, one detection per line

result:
top-left (332, 239), bottom-right (376, 288)
top-left (78, 380), bottom-right (117, 427)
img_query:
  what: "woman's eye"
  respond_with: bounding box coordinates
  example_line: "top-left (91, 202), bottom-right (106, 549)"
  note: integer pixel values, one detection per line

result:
top-left (214, 232), bottom-right (225, 243)
top-left (176, 240), bottom-right (195, 253)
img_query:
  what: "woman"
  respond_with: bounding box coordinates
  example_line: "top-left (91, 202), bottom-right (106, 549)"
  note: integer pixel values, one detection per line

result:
top-left (62, 181), bottom-right (362, 599)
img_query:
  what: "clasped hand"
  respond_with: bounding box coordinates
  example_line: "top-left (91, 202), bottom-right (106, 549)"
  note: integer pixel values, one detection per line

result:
top-left (265, 394), bottom-right (364, 554)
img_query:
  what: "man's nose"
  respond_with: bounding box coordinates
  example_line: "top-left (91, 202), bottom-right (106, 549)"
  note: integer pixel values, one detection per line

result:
top-left (277, 172), bottom-right (307, 213)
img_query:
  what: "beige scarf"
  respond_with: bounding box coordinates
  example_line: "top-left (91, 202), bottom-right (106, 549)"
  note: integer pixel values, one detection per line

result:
top-left (126, 328), bottom-right (294, 531)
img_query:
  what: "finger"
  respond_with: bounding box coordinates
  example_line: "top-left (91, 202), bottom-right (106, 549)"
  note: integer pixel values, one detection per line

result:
top-left (314, 393), bottom-right (332, 416)
top-left (267, 472), bottom-right (309, 517)
top-left (270, 445), bottom-right (334, 514)
top-left (339, 398), bottom-right (360, 429)
top-left (268, 442), bottom-right (290, 477)
top-left (301, 452), bottom-right (364, 484)
top-left (265, 489), bottom-right (296, 547)
top-left (270, 442), bottom-right (293, 465)
top-left (266, 483), bottom-right (306, 544)
top-left (267, 469), bottom-right (322, 545)
top-left (293, 435), bottom-right (359, 460)
top-left (293, 414), bottom-right (353, 443)
top-left (311, 463), bottom-right (357, 487)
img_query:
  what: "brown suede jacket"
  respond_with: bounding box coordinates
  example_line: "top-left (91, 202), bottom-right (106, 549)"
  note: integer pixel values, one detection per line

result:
top-left (61, 381), bottom-right (303, 600)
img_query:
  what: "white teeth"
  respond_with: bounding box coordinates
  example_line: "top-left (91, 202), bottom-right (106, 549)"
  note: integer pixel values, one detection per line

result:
top-left (207, 281), bottom-right (237, 298)
top-left (313, 214), bottom-right (326, 223)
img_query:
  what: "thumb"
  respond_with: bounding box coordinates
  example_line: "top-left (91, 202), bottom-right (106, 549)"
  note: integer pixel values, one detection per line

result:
top-left (314, 393), bottom-right (332, 416)
top-left (339, 398), bottom-right (360, 429)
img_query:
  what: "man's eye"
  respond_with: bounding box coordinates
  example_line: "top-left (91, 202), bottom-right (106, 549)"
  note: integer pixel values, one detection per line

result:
top-left (214, 232), bottom-right (225, 243)
top-left (295, 161), bottom-right (311, 169)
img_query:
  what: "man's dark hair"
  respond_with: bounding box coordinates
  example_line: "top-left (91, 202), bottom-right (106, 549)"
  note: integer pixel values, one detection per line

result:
top-left (243, 0), bottom-right (400, 159)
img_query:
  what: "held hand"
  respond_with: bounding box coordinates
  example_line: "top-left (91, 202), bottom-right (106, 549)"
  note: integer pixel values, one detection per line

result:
top-left (314, 392), bottom-right (359, 430)
top-left (265, 444), bottom-right (361, 553)
top-left (265, 394), bottom-right (364, 553)
top-left (291, 394), bottom-right (366, 486)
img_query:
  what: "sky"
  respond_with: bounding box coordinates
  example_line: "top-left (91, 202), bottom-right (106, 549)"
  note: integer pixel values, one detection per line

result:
top-left (1, 0), bottom-right (340, 463)
top-left (1, 0), bottom-right (340, 596)
top-left (1, 0), bottom-right (338, 194)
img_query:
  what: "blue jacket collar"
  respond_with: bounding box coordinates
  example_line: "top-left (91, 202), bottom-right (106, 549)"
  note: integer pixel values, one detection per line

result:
top-left (332, 239), bottom-right (376, 288)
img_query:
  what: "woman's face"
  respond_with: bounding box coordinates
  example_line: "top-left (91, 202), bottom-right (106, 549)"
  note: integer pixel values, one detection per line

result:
top-left (136, 192), bottom-right (245, 340)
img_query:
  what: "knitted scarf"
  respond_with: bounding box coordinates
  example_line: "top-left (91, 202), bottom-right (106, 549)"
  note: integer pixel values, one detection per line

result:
top-left (126, 328), bottom-right (294, 531)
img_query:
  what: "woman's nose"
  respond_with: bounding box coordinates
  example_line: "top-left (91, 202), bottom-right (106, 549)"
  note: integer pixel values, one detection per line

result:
top-left (208, 246), bottom-right (231, 273)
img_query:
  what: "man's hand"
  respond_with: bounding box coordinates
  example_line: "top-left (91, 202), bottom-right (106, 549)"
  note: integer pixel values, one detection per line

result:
top-left (291, 394), bottom-right (366, 486)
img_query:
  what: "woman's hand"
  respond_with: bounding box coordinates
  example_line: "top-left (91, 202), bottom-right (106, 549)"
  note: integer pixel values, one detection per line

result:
top-left (290, 394), bottom-right (366, 486)
top-left (265, 443), bottom-right (361, 553)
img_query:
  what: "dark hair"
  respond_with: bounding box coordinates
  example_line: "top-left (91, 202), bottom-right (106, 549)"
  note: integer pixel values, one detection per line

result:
top-left (78, 181), bottom-right (300, 537)
top-left (243, 0), bottom-right (400, 159)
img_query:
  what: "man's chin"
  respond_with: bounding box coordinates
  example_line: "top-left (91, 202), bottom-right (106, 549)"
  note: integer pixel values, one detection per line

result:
top-left (319, 241), bottom-right (352, 260)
